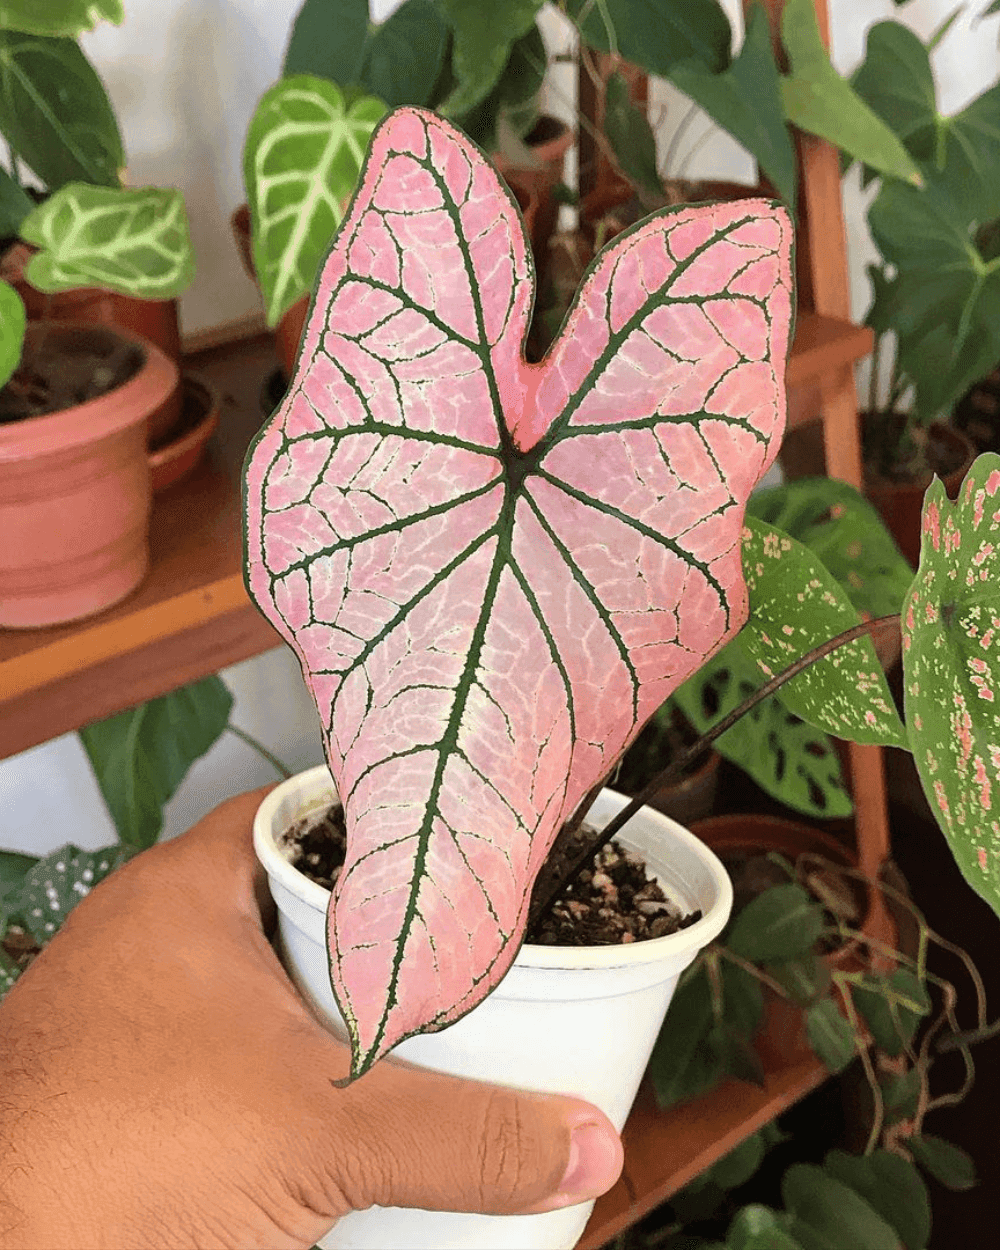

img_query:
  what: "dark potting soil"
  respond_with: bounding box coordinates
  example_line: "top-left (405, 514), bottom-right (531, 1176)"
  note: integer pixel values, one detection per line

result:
top-left (280, 803), bottom-right (701, 948)
top-left (0, 325), bottom-right (144, 424)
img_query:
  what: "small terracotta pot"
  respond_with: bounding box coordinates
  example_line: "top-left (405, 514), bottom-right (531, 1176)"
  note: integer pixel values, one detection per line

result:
top-left (0, 321), bottom-right (178, 628)
top-left (148, 374), bottom-right (220, 493)
top-left (0, 241), bottom-right (183, 445)
top-left (230, 203), bottom-right (309, 381)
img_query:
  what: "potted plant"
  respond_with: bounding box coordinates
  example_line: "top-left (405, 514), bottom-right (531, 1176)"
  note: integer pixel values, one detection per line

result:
top-left (0, 3), bottom-right (201, 627)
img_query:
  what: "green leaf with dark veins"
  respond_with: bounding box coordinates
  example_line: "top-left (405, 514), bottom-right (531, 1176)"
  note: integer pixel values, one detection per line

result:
top-left (765, 953), bottom-right (830, 1006)
top-left (0, 1), bottom-right (123, 37)
top-left (909, 1135), bottom-right (978, 1191)
top-left (0, 31), bottom-right (123, 190)
top-left (282, 0), bottom-right (369, 85)
top-left (79, 677), bottom-right (233, 853)
top-left (21, 183), bottom-right (195, 299)
top-left (437, 0), bottom-right (543, 119)
top-left (722, 958), bottom-right (764, 1038)
top-left (740, 517), bottom-right (907, 747)
top-left (850, 968), bottom-right (930, 1057)
top-left (360, 0), bottom-right (449, 109)
top-left (568, 0), bottom-right (731, 76)
top-left (0, 278), bottom-right (24, 388)
top-left (747, 478), bottom-right (914, 620)
top-left (669, 4), bottom-right (796, 207)
top-left (673, 637), bottom-right (853, 818)
top-left (805, 999), bottom-right (856, 1073)
top-left (824, 1149), bottom-right (931, 1250)
top-left (903, 454), bottom-right (1000, 918)
top-left (783, 1163), bottom-right (901, 1250)
top-left (243, 75), bottom-right (387, 325)
top-left (603, 71), bottom-right (661, 203)
top-left (19, 843), bottom-right (126, 946)
top-left (779, 0), bottom-right (921, 186)
top-left (725, 883), bottom-right (824, 963)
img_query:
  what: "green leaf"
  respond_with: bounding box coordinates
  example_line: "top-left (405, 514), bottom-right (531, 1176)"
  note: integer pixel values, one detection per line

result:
top-left (283, 0), bottom-right (369, 85)
top-left (568, 0), bottom-right (731, 77)
top-left (726, 883), bottom-right (825, 963)
top-left (850, 22), bottom-right (938, 169)
top-left (360, 0), bottom-right (449, 109)
top-left (823, 1149), bottom-right (931, 1249)
top-left (903, 454), bottom-right (1000, 917)
top-left (78, 676), bottom-right (233, 853)
top-left (20, 183), bottom-right (195, 299)
top-left (669, 4), bottom-right (797, 208)
top-left (747, 478), bottom-right (914, 621)
top-left (740, 517), bottom-right (908, 748)
top-left (782, 1163), bottom-right (901, 1250)
top-left (708, 1133), bottom-right (767, 1192)
top-left (0, 278), bottom-right (24, 388)
top-left (728, 1205), bottom-right (807, 1250)
top-left (850, 968), bottom-right (931, 1057)
top-left (437, 0), bottom-right (543, 119)
top-left (673, 638), bottom-right (854, 818)
top-left (764, 953), bottom-right (830, 1006)
top-left (243, 75), bottom-right (386, 326)
top-left (805, 999), bottom-right (856, 1073)
top-left (649, 966), bottom-right (723, 1109)
top-left (779, 0), bottom-right (921, 186)
top-left (0, 161), bottom-right (33, 234)
top-left (0, 31), bottom-right (123, 190)
top-left (722, 959), bottom-right (765, 1038)
top-left (0, 846), bottom-right (37, 930)
top-left (881, 1068), bottom-right (922, 1123)
top-left (603, 71), bottom-right (661, 203)
top-left (0, 1), bottom-right (123, 37)
top-left (18, 843), bottom-right (126, 946)
top-left (909, 1135), bottom-right (978, 1191)
top-left (453, 22), bottom-right (545, 153)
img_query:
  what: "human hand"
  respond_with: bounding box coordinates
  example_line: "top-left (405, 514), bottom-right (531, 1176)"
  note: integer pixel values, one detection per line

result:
top-left (0, 788), bottom-right (623, 1249)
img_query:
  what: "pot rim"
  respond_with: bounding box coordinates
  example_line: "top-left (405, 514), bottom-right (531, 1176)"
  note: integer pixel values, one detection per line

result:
top-left (0, 319), bottom-right (179, 459)
top-left (254, 765), bottom-right (733, 971)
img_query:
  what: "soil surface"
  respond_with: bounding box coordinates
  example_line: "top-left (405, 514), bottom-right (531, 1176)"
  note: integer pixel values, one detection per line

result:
top-left (0, 324), bottom-right (144, 424)
top-left (280, 802), bottom-right (701, 947)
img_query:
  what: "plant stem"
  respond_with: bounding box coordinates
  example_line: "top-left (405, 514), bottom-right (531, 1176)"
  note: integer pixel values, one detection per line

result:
top-left (226, 724), bottom-right (293, 779)
top-left (530, 614), bottom-right (901, 928)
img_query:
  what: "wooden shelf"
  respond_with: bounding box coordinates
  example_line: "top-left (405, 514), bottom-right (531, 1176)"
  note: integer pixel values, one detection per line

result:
top-left (580, 1052), bottom-right (828, 1249)
top-left (0, 313), bottom-right (872, 761)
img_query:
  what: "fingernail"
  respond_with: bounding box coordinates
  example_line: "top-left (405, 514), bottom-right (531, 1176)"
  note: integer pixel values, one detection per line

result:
top-left (544, 1118), bottom-right (623, 1211)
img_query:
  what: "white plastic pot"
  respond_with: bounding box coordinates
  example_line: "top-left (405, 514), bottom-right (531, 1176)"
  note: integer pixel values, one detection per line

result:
top-left (254, 767), bottom-right (732, 1250)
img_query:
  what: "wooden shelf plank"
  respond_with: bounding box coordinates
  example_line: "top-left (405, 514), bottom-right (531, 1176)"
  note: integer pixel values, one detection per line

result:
top-left (579, 1056), bottom-right (828, 1249)
top-left (786, 314), bottom-right (872, 390)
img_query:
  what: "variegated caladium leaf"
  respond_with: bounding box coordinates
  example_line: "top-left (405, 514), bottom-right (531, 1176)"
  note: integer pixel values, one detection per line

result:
top-left (20, 184), bottom-right (195, 299)
top-left (903, 453), bottom-right (1000, 919)
top-left (244, 106), bottom-right (793, 1079)
top-left (740, 517), bottom-right (907, 748)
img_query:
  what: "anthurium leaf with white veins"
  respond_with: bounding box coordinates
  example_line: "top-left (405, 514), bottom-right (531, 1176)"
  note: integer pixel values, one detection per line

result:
top-left (243, 75), bottom-right (387, 327)
top-left (20, 183), bottom-right (195, 299)
top-left (243, 107), bottom-right (794, 1080)
top-left (903, 453), bottom-right (1000, 919)
top-left (740, 517), bottom-right (907, 748)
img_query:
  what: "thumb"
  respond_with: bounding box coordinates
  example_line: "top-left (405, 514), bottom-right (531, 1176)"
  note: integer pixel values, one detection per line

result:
top-left (313, 1057), bottom-right (624, 1218)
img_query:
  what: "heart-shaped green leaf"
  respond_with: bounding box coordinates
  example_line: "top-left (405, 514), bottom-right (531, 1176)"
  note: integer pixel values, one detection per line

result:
top-left (0, 30), bottom-right (122, 189)
top-left (728, 1205), bottom-right (807, 1250)
top-left (824, 1149), bottom-right (931, 1250)
top-left (243, 74), bottom-right (387, 326)
top-left (360, 0), bottom-right (449, 110)
top-left (0, 0), bottom-right (123, 37)
top-left (909, 1135), bottom-right (978, 1191)
top-left (783, 1163), bottom-right (902, 1250)
top-left (568, 0), bottom-right (732, 77)
top-left (282, 0), bottom-right (369, 86)
top-left (903, 454), bottom-right (1000, 918)
top-left (850, 968), bottom-right (930, 1057)
top-left (20, 183), bottom-right (195, 299)
top-left (603, 71), bottom-right (662, 204)
top-left (437, 0), bottom-right (543, 119)
top-left (740, 517), bottom-right (907, 747)
top-left (805, 999), bottom-right (856, 1073)
top-left (726, 883), bottom-right (825, 963)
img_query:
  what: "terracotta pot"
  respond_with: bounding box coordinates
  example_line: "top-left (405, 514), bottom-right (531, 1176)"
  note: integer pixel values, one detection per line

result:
top-left (0, 321), bottom-right (178, 628)
top-left (230, 203), bottom-right (309, 381)
top-left (863, 418), bottom-right (977, 568)
top-left (148, 373), bottom-right (220, 493)
top-left (0, 241), bottom-right (183, 445)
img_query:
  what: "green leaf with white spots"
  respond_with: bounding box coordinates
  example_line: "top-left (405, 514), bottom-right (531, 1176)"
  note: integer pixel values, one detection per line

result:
top-left (903, 452), bottom-right (1000, 919)
top-left (20, 183), bottom-right (195, 299)
top-left (740, 517), bottom-right (907, 748)
top-left (243, 74), bottom-right (387, 326)
top-left (0, 278), bottom-right (25, 387)
top-left (18, 843), bottom-right (126, 947)
top-left (0, 1), bottom-right (123, 37)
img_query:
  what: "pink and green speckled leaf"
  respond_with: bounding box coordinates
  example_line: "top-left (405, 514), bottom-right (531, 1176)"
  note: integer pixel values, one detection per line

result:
top-left (903, 453), bottom-right (1000, 920)
top-left (243, 107), bottom-right (793, 1079)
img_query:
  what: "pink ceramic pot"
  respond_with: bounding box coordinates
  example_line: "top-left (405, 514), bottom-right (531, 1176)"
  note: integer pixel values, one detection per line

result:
top-left (0, 321), bottom-right (179, 628)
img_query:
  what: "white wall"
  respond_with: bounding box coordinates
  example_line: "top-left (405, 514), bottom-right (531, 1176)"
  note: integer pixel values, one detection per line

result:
top-left (1, 0), bottom-right (996, 858)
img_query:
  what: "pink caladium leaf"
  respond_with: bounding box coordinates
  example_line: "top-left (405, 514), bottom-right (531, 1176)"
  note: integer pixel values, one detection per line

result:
top-left (244, 107), bottom-right (793, 1079)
